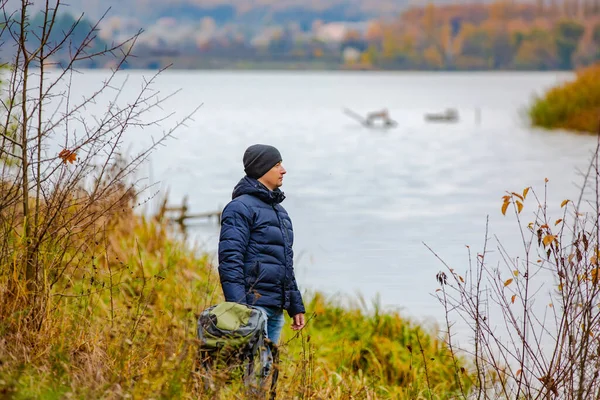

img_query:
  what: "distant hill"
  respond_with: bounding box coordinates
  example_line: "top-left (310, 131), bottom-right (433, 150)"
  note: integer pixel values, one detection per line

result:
top-left (12, 0), bottom-right (473, 26)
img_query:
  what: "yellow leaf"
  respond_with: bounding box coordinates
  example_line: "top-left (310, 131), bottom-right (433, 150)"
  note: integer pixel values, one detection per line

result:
top-left (542, 235), bottom-right (556, 247)
top-left (528, 222), bottom-right (534, 230)
top-left (513, 270), bottom-right (519, 277)
top-left (558, 284), bottom-right (563, 292)
top-left (561, 199), bottom-right (569, 208)
top-left (591, 256), bottom-right (597, 265)
top-left (523, 187), bottom-right (530, 199)
top-left (511, 192), bottom-right (524, 201)
top-left (502, 195), bottom-right (510, 201)
top-left (504, 278), bottom-right (513, 287)
top-left (516, 200), bottom-right (523, 214)
top-left (511, 294), bottom-right (516, 304)
top-left (555, 219), bottom-right (563, 226)
top-left (501, 201), bottom-right (509, 216)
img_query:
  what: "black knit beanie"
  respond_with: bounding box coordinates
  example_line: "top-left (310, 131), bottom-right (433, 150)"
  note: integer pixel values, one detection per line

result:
top-left (243, 144), bottom-right (282, 179)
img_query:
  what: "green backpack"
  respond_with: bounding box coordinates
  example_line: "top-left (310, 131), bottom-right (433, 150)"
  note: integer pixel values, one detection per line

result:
top-left (196, 302), bottom-right (279, 398)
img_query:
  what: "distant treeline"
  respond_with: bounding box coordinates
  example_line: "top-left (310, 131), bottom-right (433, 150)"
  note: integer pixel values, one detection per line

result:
top-left (351, 0), bottom-right (600, 70)
top-left (8, 0), bottom-right (600, 71)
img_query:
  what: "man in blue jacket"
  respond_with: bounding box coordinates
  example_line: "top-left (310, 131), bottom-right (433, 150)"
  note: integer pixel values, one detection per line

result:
top-left (218, 144), bottom-right (306, 346)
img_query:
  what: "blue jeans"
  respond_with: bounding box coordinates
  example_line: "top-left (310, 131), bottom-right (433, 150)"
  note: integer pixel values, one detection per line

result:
top-left (254, 306), bottom-right (285, 345)
top-left (253, 306), bottom-right (284, 379)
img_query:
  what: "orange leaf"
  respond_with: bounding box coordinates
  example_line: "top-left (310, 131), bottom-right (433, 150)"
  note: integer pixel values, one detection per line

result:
top-left (555, 219), bottom-right (563, 226)
top-left (561, 199), bottom-right (569, 208)
top-left (516, 200), bottom-right (523, 214)
top-left (501, 201), bottom-right (509, 216)
top-left (549, 303), bottom-right (553, 308)
top-left (545, 178), bottom-right (549, 183)
top-left (542, 235), bottom-right (556, 247)
top-left (511, 294), bottom-right (516, 304)
top-left (592, 268), bottom-right (599, 285)
top-left (459, 276), bottom-right (464, 283)
top-left (516, 369), bottom-right (522, 376)
top-left (58, 149), bottom-right (77, 164)
top-left (523, 187), bottom-right (530, 199)
top-left (504, 278), bottom-right (513, 287)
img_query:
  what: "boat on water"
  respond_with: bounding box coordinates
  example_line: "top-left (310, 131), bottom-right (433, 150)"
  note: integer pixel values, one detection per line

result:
top-left (343, 108), bottom-right (398, 128)
top-left (424, 108), bottom-right (459, 123)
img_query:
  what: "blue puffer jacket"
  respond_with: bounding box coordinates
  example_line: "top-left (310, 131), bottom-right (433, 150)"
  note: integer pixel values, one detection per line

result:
top-left (218, 176), bottom-right (305, 317)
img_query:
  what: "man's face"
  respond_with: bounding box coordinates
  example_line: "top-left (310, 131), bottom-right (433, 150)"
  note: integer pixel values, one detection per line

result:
top-left (260, 161), bottom-right (286, 190)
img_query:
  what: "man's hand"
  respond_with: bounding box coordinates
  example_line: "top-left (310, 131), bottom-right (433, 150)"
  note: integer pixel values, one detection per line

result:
top-left (291, 313), bottom-right (305, 331)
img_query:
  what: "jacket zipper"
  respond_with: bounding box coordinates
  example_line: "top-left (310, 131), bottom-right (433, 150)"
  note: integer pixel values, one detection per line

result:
top-left (273, 205), bottom-right (288, 308)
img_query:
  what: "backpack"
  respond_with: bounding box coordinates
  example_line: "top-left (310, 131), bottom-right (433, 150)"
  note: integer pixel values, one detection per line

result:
top-left (196, 302), bottom-right (279, 399)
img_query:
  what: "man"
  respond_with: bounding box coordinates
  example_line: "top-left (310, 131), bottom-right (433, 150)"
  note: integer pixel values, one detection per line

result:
top-left (218, 144), bottom-right (306, 347)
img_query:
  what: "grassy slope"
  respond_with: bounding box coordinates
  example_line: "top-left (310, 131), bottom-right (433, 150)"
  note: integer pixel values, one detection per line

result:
top-left (0, 211), bottom-right (471, 399)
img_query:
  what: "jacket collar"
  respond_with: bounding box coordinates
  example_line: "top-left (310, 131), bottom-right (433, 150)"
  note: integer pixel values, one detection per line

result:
top-left (232, 176), bottom-right (286, 205)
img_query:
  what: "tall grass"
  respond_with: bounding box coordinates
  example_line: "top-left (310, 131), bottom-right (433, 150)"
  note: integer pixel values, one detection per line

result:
top-left (529, 63), bottom-right (600, 133)
top-left (0, 192), bottom-right (471, 399)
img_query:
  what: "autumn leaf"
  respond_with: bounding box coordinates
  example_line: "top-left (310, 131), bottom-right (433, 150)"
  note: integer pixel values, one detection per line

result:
top-left (592, 268), bottom-right (599, 285)
top-left (501, 201), bottom-right (509, 216)
top-left (504, 278), bottom-right (513, 287)
top-left (58, 149), bottom-right (77, 164)
top-left (511, 192), bottom-right (524, 201)
top-left (459, 275), bottom-right (465, 283)
top-left (555, 219), bottom-right (563, 226)
top-left (561, 199), bottom-right (569, 208)
top-left (545, 178), bottom-right (549, 183)
top-left (513, 270), bottom-right (519, 277)
top-left (516, 200), bottom-right (523, 214)
top-left (522, 187), bottom-right (530, 199)
top-left (542, 235), bottom-right (556, 247)
top-left (511, 294), bottom-right (516, 304)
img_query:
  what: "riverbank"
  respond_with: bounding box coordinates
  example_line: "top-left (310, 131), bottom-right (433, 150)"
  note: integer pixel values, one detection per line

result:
top-left (0, 201), bottom-right (470, 399)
